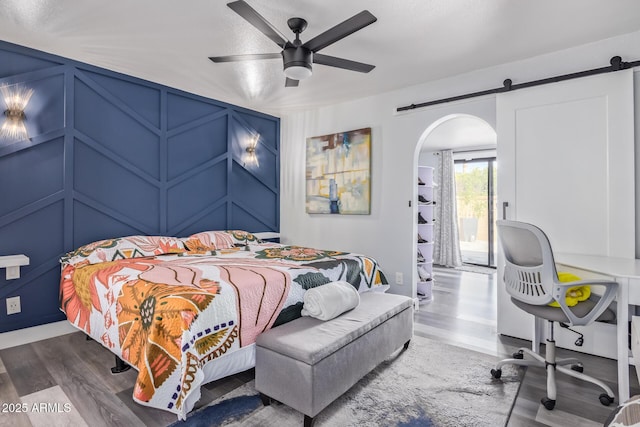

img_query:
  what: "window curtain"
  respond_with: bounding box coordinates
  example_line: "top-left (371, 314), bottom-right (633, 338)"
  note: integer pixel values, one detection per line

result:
top-left (433, 150), bottom-right (462, 267)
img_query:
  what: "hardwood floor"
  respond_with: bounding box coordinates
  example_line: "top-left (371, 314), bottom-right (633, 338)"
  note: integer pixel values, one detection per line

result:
top-left (0, 268), bottom-right (635, 426)
top-left (418, 266), bottom-right (640, 427)
top-left (0, 329), bottom-right (259, 427)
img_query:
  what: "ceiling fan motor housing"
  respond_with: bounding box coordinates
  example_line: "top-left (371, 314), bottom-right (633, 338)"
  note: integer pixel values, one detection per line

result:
top-left (282, 44), bottom-right (313, 77)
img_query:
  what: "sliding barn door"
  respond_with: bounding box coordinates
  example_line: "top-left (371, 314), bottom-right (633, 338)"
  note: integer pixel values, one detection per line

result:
top-left (496, 70), bottom-right (635, 340)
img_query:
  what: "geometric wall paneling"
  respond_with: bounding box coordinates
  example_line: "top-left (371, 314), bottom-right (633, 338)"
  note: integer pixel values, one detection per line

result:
top-left (0, 137), bottom-right (64, 218)
top-left (167, 160), bottom-right (228, 231)
top-left (259, 148), bottom-right (278, 189)
top-left (74, 75), bottom-right (161, 179)
top-left (16, 73), bottom-right (66, 138)
top-left (73, 139), bottom-right (161, 230)
top-left (18, 268), bottom-right (68, 324)
top-left (13, 201), bottom-right (66, 267)
top-left (167, 91), bottom-right (226, 130)
top-left (82, 70), bottom-right (162, 128)
top-left (230, 203), bottom-right (274, 232)
top-left (1, 269), bottom-right (68, 332)
top-left (167, 114), bottom-right (228, 180)
top-left (170, 204), bottom-right (228, 237)
top-left (237, 145), bottom-right (278, 190)
top-left (235, 110), bottom-right (279, 151)
top-left (230, 112), bottom-right (279, 188)
top-left (227, 109), bottom-right (280, 235)
top-left (229, 116), bottom-right (253, 166)
top-left (73, 200), bottom-right (147, 249)
top-left (0, 200), bottom-right (65, 296)
top-left (0, 127), bottom-right (65, 159)
top-left (74, 70), bottom-right (162, 134)
top-left (230, 164), bottom-right (277, 227)
top-left (0, 48), bottom-right (62, 78)
top-left (0, 40), bottom-right (279, 332)
top-left (0, 65), bottom-right (66, 148)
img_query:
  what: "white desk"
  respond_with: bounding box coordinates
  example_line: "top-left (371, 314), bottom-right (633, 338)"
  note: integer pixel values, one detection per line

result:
top-left (555, 253), bottom-right (640, 403)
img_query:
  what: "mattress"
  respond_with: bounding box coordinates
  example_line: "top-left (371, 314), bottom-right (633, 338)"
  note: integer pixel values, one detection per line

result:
top-left (58, 230), bottom-right (388, 419)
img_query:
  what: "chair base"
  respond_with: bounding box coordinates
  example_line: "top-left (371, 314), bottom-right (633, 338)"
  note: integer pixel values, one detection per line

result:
top-left (491, 341), bottom-right (615, 409)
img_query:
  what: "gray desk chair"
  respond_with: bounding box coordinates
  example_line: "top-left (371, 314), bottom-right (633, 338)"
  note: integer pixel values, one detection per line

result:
top-left (490, 220), bottom-right (618, 410)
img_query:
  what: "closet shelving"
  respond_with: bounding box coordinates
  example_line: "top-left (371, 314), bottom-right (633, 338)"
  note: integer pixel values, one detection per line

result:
top-left (417, 166), bottom-right (435, 302)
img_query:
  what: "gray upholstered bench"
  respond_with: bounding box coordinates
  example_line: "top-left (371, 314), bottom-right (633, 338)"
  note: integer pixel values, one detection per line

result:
top-left (255, 292), bottom-right (414, 427)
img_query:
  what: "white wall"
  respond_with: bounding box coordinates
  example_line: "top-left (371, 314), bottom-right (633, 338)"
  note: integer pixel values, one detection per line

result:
top-left (280, 30), bottom-right (640, 297)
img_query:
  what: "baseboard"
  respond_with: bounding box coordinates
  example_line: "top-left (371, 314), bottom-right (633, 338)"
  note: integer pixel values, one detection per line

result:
top-left (0, 320), bottom-right (77, 350)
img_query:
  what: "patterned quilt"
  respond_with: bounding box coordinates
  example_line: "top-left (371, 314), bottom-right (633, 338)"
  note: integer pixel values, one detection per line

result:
top-left (58, 231), bottom-right (387, 419)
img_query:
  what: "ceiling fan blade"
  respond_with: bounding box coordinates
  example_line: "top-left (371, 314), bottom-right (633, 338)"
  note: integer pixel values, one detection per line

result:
top-left (313, 53), bottom-right (375, 73)
top-left (227, 1), bottom-right (289, 48)
top-left (302, 10), bottom-right (377, 53)
top-left (209, 53), bottom-right (281, 63)
top-left (285, 78), bottom-right (299, 87)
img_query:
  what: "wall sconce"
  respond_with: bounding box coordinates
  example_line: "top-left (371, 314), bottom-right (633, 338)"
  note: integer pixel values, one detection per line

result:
top-left (0, 84), bottom-right (34, 141)
top-left (243, 133), bottom-right (260, 167)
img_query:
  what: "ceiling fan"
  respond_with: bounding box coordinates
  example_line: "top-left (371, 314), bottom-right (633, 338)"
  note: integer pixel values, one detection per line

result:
top-left (209, 0), bottom-right (377, 87)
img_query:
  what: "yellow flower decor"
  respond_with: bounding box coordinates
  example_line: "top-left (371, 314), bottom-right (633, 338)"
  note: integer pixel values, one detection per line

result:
top-left (549, 272), bottom-right (591, 307)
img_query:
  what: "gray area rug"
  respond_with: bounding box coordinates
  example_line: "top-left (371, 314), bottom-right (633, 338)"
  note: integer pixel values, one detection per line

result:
top-left (172, 335), bottom-right (521, 427)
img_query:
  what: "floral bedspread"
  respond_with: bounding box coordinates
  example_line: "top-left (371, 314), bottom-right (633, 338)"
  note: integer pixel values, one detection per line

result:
top-left (58, 231), bottom-right (387, 419)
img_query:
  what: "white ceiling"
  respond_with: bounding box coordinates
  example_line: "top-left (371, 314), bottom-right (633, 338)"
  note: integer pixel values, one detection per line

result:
top-left (1, 0), bottom-right (640, 115)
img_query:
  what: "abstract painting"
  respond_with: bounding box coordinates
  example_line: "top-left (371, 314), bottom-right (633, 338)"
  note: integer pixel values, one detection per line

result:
top-left (306, 127), bottom-right (371, 214)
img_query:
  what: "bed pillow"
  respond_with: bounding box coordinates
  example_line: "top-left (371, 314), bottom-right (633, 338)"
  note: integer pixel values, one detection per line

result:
top-left (183, 230), bottom-right (261, 252)
top-left (301, 281), bottom-right (360, 321)
top-left (61, 235), bottom-right (186, 266)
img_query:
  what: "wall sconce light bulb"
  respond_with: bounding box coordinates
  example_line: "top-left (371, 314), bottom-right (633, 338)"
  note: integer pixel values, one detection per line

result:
top-left (1, 113), bottom-right (29, 140)
top-left (0, 84), bottom-right (33, 141)
top-left (243, 134), bottom-right (260, 167)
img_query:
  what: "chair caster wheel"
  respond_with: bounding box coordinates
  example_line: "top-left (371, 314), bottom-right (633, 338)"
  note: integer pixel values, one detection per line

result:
top-left (541, 397), bottom-right (556, 410)
top-left (599, 393), bottom-right (614, 406)
top-left (513, 350), bottom-right (524, 359)
top-left (490, 368), bottom-right (502, 379)
top-left (570, 364), bottom-right (584, 373)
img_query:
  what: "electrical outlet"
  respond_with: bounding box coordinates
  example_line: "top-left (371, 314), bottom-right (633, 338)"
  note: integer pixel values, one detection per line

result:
top-left (395, 272), bottom-right (403, 285)
top-left (6, 296), bottom-right (21, 315)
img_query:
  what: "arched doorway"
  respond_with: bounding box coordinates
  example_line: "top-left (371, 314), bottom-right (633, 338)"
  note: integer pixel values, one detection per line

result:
top-left (412, 114), bottom-right (496, 300)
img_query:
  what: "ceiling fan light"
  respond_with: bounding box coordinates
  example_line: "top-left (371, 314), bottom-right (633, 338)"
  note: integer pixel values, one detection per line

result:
top-left (282, 46), bottom-right (313, 80)
top-left (284, 64), bottom-right (312, 80)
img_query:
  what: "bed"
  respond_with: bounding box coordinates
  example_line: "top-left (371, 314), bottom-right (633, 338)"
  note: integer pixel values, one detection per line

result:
top-left (58, 230), bottom-right (388, 420)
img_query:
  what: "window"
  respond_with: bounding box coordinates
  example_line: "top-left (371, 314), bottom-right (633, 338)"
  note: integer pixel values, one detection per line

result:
top-left (454, 157), bottom-right (497, 267)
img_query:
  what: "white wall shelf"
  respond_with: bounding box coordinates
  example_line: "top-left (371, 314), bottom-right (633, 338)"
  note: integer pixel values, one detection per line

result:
top-left (253, 232), bottom-right (280, 241)
top-left (416, 166), bottom-right (435, 302)
top-left (0, 255), bottom-right (29, 280)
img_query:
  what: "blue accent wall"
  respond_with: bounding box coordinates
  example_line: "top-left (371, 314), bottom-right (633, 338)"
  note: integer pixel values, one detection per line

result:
top-left (0, 41), bottom-right (280, 333)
